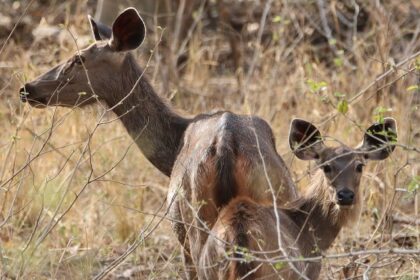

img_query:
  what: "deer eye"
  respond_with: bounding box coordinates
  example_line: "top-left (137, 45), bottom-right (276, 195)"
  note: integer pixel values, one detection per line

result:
top-left (322, 164), bottom-right (331, 173)
top-left (356, 163), bottom-right (364, 172)
top-left (73, 55), bottom-right (85, 65)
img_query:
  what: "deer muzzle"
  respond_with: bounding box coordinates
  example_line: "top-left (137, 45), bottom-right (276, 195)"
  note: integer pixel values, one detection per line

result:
top-left (19, 84), bottom-right (48, 107)
top-left (337, 189), bottom-right (355, 206)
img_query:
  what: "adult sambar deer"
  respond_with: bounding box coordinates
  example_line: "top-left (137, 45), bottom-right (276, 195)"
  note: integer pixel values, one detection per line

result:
top-left (18, 7), bottom-right (296, 195)
top-left (19, 8), bottom-right (298, 278)
top-left (20, 8), bottom-right (185, 177)
top-left (188, 118), bottom-right (397, 279)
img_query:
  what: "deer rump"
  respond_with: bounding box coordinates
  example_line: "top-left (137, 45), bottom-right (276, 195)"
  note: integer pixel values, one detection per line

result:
top-left (196, 132), bottom-right (278, 279)
top-left (179, 118), bottom-right (297, 279)
top-left (168, 112), bottom-right (298, 280)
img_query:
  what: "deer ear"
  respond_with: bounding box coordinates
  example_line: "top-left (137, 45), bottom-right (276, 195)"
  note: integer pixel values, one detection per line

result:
top-left (289, 119), bottom-right (325, 160)
top-left (358, 118), bottom-right (397, 160)
top-left (109, 8), bottom-right (146, 52)
top-left (88, 15), bottom-right (112, 41)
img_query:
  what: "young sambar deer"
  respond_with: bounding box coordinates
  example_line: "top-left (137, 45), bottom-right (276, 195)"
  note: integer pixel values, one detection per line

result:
top-left (188, 118), bottom-right (397, 279)
top-left (19, 8), bottom-right (299, 278)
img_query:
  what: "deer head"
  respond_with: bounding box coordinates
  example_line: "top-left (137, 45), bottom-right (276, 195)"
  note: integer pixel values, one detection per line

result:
top-left (289, 118), bottom-right (397, 206)
top-left (19, 8), bottom-right (146, 108)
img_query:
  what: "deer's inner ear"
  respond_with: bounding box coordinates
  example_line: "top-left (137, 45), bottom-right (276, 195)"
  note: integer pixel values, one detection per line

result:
top-left (109, 8), bottom-right (146, 52)
top-left (359, 118), bottom-right (397, 160)
top-left (289, 118), bottom-right (325, 160)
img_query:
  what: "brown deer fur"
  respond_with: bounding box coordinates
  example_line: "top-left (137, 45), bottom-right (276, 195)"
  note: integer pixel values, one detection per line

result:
top-left (168, 112), bottom-right (299, 278)
top-left (194, 118), bottom-right (397, 279)
top-left (20, 8), bottom-right (298, 279)
top-left (20, 8), bottom-right (397, 280)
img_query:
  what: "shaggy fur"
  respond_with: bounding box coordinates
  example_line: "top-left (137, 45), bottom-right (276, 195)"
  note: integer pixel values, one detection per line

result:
top-left (199, 119), bottom-right (397, 279)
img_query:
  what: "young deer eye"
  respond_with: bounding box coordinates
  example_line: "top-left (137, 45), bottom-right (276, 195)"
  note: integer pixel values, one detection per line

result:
top-left (322, 164), bottom-right (331, 173)
top-left (356, 163), bottom-right (364, 172)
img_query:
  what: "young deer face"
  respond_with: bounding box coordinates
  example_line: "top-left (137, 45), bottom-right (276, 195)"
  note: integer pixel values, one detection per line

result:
top-left (19, 8), bottom-right (145, 107)
top-left (289, 118), bottom-right (397, 206)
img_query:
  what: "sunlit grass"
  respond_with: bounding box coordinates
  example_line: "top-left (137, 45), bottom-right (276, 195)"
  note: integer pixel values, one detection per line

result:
top-left (0, 0), bottom-right (418, 279)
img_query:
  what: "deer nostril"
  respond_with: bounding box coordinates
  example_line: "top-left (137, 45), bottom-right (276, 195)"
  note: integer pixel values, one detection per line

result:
top-left (337, 190), bottom-right (354, 205)
top-left (19, 87), bottom-right (30, 102)
top-left (19, 85), bottom-right (48, 107)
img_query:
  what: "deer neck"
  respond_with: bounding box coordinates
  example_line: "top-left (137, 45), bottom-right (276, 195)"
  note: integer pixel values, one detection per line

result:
top-left (285, 170), bottom-right (361, 252)
top-left (104, 53), bottom-right (190, 176)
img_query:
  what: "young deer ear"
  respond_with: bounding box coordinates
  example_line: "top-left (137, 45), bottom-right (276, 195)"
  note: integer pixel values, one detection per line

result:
top-left (359, 117), bottom-right (397, 160)
top-left (88, 15), bottom-right (112, 41)
top-left (109, 8), bottom-right (146, 52)
top-left (289, 119), bottom-right (324, 160)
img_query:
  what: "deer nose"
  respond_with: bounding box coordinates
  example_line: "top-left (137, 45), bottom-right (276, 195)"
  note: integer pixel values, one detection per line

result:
top-left (337, 189), bottom-right (354, 205)
top-left (19, 84), bottom-right (33, 102)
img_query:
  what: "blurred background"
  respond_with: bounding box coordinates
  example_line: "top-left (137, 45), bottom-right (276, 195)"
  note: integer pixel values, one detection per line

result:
top-left (0, 0), bottom-right (419, 279)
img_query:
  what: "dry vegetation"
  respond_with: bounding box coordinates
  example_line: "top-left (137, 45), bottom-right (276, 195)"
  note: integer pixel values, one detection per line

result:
top-left (0, 0), bottom-right (419, 279)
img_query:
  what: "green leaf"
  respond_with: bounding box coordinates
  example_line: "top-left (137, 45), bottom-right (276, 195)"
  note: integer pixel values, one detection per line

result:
top-left (415, 57), bottom-right (420, 71)
top-left (334, 92), bottom-right (346, 98)
top-left (333, 57), bottom-right (343, 67)
top-left (373, 106), bottom-right (392, 123)
top-left (406, 85), bottom-right (419, 92)
top-left (306, 79), bottom-right (328, 93)
top-left (272, 30), bottom-right (280, 42)
top-left (408, 176), bottom-right (420, 192)
top-left (272, 15), bottom-right (282, 23)
top-left (274, 262), bottom-right (285, 270)
top-left (337, 100), bottom-right (349, 114)
top-left (318, 81), bottom-right (328, 88)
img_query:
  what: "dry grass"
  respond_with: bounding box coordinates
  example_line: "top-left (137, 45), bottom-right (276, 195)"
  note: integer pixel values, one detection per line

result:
top-left (0, 0), bottom-right (419, 279)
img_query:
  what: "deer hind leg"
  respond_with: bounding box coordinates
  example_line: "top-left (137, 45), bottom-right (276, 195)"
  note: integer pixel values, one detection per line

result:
top-left (181, 244), bottom-right (197, 280)
top-left (168, 199), bottom-right (197, 279)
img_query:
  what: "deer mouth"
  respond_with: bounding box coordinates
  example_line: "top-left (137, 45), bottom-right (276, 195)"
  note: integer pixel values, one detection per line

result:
top-left (338, 204), bottom-right (354, 209)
